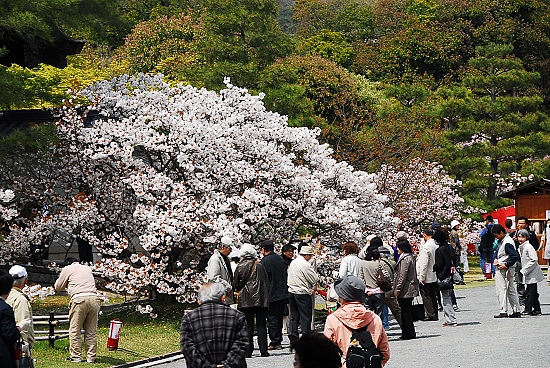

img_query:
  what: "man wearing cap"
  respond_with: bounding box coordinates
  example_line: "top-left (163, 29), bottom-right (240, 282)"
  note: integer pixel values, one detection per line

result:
top-left (259, 240), bottom-right (288, 350)
top-left (287, 245), bottom-right (318, 342)
top-left (207, 236), bottom-right (235, 305)
top-left (324, 275), bottom-right (390, 367)
top-left (7, 265), bottom-right (35, 366)
top-left (54, 258), bottom-right (100, 363)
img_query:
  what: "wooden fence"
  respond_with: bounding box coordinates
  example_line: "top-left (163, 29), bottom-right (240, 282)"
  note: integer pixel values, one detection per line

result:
top-left (34, 312), bottom-right (83, 348)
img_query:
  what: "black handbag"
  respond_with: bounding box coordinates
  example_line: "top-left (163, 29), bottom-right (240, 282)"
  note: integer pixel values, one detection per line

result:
top-left (437, 275), bottom-right (454, 290)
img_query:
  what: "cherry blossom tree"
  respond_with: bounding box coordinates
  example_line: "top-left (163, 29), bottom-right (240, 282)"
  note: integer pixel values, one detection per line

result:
top-left (377, 158), bottom-right (464, 233)
top-left (1, 74), bottom-right (396, 300)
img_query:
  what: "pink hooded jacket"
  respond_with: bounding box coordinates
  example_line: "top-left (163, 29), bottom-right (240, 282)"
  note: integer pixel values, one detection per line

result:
top-left (324, 301), bottom-right (390, 367)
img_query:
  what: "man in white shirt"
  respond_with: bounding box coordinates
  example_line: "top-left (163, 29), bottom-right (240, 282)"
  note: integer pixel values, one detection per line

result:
top-left (417, 229), bottom-right (439, 321)
top-left (287, 245), bottom-right (318, 342)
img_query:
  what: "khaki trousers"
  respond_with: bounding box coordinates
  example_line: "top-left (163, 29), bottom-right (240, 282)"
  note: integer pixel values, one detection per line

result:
top-left (69, 296), bottom-right (100, 362)
top-left (495, 268), bottom-right (520, 314)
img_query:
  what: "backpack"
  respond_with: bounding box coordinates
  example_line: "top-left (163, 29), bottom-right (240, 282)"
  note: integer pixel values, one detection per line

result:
top-left (346, 325), bottom-right (383, 368)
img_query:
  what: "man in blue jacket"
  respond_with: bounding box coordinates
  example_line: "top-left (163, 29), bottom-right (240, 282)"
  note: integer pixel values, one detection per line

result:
top-left (260, 240), bottom-right (288, 350)
top-left (479, 216), bottom-right (496, 278)
top-left (492, 224), bottom-right (521, 318)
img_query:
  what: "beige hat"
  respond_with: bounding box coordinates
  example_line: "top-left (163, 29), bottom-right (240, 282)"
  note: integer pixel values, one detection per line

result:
top-left (450, 220), bottom-right (460, 229)
top-left (299, 245), bottom-right (315, 255)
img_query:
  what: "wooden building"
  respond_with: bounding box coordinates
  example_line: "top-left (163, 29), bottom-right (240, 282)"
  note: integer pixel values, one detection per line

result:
top-left (501, 178), bottom-right (550, 264)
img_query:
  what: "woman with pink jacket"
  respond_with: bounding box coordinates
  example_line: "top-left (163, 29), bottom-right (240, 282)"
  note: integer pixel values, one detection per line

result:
top-left (324, 275), bottom-right (390, 367)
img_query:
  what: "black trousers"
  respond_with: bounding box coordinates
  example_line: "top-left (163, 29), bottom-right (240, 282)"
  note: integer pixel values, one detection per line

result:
top-left (397, 297), bottom-right (416, 339)
top-left (267, 299), bottom-right (286, 346)
top-left (288, 293), bottom-right (313, 341)
top-left (241, 306), bottom-right (268, 356)
top-left (419, 282), bottom-right (438, 319)
top-left (524, 283), bottom-right (541, 313)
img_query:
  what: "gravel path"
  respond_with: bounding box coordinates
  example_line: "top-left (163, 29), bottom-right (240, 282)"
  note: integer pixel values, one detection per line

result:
top-left (136, 279), bottom-right (550, 368)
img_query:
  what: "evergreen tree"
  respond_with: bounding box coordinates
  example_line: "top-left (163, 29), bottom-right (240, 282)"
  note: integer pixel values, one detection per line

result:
top-left (441, 43), bottom-right (550, 208)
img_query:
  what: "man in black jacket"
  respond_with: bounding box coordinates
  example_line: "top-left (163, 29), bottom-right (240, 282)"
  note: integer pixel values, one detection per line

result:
top-left (260, 240), bottom-right (289, 350)
top-left (180, 282), bottom-right (249, 368)
top-left (433, 230), bottom-right (458, 327)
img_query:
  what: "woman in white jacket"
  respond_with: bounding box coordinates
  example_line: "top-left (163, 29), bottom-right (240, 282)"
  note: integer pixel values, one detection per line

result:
top-left (518, 229), bottom-right (544, 316)
top-left (338, 241), bottom-right (361, 279)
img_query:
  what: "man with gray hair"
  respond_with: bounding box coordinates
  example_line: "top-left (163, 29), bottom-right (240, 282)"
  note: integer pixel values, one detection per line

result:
top-left (180, 282), bottom-right (249, 368)
top-left (207, 236), bottom-right (235, 304)
top-left (492, 224), bottom-right (521, 318)
top-left (7, 265), bottom-right (34, 366)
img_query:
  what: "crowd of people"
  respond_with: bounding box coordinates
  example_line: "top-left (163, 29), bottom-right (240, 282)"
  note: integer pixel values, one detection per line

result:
top-left (181, 216), bottom-right (546, 367)
top-left (0, 216), bottom-right (546, 368)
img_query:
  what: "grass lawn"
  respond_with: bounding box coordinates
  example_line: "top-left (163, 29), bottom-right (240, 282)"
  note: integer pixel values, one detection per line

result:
top-left (454, 255), bottom-right (495, 289)
top-left (31, 296), bottom-right (187, 368)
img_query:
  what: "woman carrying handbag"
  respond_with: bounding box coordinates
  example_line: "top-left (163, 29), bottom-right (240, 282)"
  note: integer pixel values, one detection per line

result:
top-left (233, 244), bottom-right (270, 357)
top-left (433, 230), bottom-right (458, 327)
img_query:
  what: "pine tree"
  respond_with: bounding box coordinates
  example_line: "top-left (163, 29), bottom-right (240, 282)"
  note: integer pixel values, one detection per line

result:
top-left (441, 43), bottom-right (549, 208)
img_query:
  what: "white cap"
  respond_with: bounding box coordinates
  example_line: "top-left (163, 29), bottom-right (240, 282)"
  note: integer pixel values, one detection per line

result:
top-left (228, 250), bottom-right (240, 259)
top-left (221, 236), bottom-right (234, 247)
top-left (9, 265), bottom-right (27, 279)
top-left (450, 220), bottom-right (460, 229)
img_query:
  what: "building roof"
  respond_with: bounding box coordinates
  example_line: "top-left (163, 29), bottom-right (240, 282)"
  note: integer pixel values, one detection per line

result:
top-left (500, 179), bottom-right (550, 198)
top-left (0, 109), bottom-right (100, 136)
top-left (0, 27), bottom-right (85, 69)
top-left (0, 109), bottom-right (57, 136)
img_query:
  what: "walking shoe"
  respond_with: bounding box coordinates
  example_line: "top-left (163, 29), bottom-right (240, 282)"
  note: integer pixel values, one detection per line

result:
top-left (452, 305), bottom-right (460, 312)
top-left (508, 312), bottom-right (522, 318)
top-left (521, 311), bottom-right (532, 315)
top-left (260, 353), bottom-right (270, 357)
top-left (66, 357), bottom-right (81, 363)
top-left (421, 316), bottom-right (438, 321)
top-left (494, 313), bottom-right (508, 318)
top-left (442, 322), bottom-right (458, 327)
top-left (268, 344), bottom-right (282, 350)
top-left (530, 311), bottom-right (542, 316)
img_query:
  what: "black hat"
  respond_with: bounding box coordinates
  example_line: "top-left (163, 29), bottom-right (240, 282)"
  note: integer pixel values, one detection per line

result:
top-left (259, 240), bottom-right (275, 250)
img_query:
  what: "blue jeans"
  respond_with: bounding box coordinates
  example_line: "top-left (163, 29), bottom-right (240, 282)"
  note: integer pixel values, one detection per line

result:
top-left (479, 249), bottom-right (495, 276)
top-left (381, 304), bottom-right (389, 328)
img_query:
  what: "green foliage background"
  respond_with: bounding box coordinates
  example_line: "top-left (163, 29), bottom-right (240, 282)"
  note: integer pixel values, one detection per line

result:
top-left (2, 0), bottom-right (550, 214)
